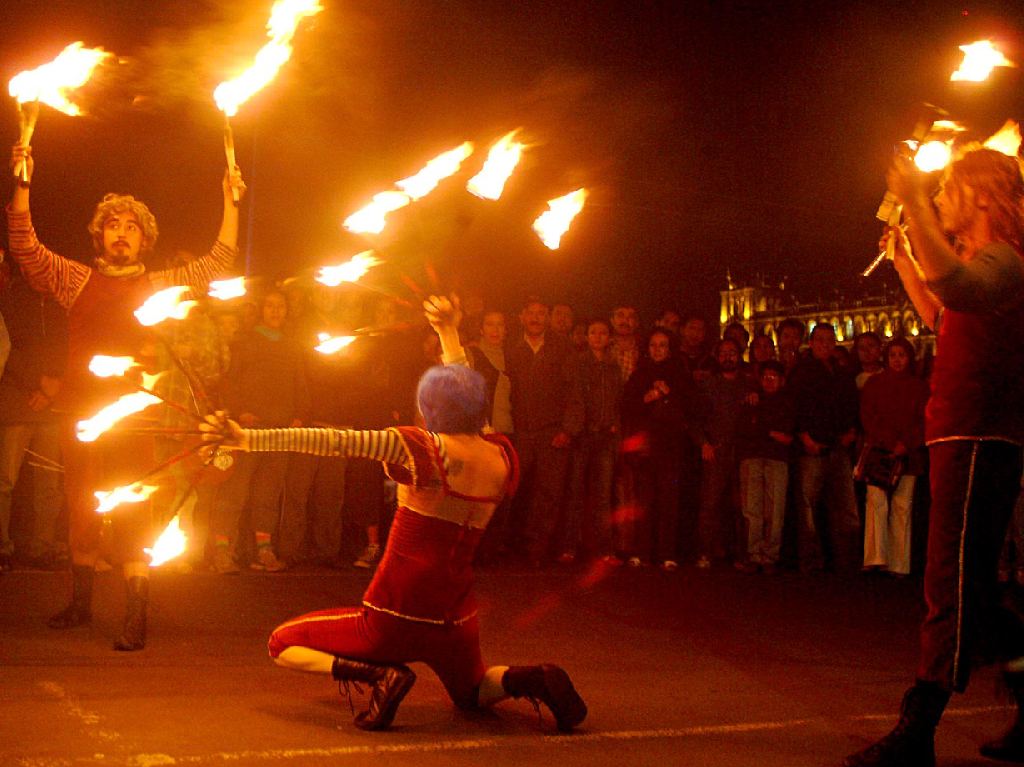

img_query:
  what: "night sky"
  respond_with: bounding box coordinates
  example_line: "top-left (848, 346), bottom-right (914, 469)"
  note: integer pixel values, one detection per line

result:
top-left (1, 0), bottom-right (1023, 323)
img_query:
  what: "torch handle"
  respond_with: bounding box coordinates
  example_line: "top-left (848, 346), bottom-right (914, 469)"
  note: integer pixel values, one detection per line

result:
top-left (862, 205), bottom-right (903, 277)
top-left (223, 118), bottom-right (239, 203)
top-left (13, 101), bottom-right (39, 181)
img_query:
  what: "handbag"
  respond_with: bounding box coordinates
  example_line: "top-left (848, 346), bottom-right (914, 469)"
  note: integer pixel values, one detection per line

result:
top-left (854, 445), bottom-right (906, 490)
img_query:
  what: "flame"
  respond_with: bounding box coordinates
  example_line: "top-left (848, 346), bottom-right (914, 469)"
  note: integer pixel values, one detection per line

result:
top-left (395, 142), bottom-right (475, 200)
top-left (214, 0), bottom-right (323, 117)
top-left (315, 333), bottom-right (357, 354)
top-left (145, 514), bottom-right (188, 567)
top-left (984, 120), bottom-right (1022, 157)
top-left (914, 140), bottom-right (953, 172)
top-left (467, 131), bottom-right (525, 200)
top-left (89, 355), bottom-right (138, 378)
top-left (951, 40), bottom-right (1016, 82)
top-left (94, 483), bottom-right (159, 514)
top-left (8, 42), bottom-right (112, 115)
top-left (208, 277), bottom-right (247, 300)
top-left (532, 189), bottom-right (588, 250)
top-left (134, 286), bottom-right (197, 327)
top-left (315, 251), bottom-right (382, 286)
top-left (343, 191), bottom-right (411, 234)
top-left (77, 391), bottom-right (162, 442)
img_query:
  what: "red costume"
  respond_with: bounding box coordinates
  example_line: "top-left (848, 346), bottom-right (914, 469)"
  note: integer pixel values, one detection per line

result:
top-left (261, 426), bottom-right (517, 707)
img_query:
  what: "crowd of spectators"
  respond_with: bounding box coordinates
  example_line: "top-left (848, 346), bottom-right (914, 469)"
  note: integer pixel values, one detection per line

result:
top-left (3, 268), bottom-right (1024, 581)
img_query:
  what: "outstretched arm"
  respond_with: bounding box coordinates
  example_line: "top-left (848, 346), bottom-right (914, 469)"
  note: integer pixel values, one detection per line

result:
top-left (423, 294), bottom-right (468, 365)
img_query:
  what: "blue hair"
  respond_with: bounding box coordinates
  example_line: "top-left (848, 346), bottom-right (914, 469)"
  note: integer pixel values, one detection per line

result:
top-left (416, 365), bottom-right (488, 434)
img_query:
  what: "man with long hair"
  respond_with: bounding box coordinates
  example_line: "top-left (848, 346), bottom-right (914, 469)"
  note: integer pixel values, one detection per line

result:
top-left (202, 296), bottom-right (586, 733)
top-left (844, 146), bottom-right (1024, 765)
top-left (7, 142), bottom-right (244, 650)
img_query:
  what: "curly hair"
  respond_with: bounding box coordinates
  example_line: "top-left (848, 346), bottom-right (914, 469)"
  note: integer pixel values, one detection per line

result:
top-left (945, 147), bottom-right (1024, 252)
top-left (87, 194), bottom-right (159, 254)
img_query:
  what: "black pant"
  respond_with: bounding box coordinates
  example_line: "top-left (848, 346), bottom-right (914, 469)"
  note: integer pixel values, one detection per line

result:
top-left (918, 439), bottom-right (1024, 691)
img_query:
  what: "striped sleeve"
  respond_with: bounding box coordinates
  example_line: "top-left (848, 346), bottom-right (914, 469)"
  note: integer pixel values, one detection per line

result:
top-left (6, 207), bottom-right (91, 308)
top-left (243, 427), bottom-right (409, 465)
top-left (151, 240), bottom-right (237, 292)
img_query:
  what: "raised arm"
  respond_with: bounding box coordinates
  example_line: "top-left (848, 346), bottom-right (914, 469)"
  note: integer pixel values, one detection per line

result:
top-left (152, 169), bottom-right (245, 292)
top-left (423, 294), bottom-right (468, 365)
top-left (7, 143), bottom-right (91, 308)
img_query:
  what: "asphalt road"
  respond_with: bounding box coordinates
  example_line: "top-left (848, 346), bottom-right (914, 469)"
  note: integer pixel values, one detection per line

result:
top-left (0, 564), bottom-right (1015, 767)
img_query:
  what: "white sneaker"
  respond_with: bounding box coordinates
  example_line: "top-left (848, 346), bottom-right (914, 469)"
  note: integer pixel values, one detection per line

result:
top-left (353, 544), bottom-right (381, 569)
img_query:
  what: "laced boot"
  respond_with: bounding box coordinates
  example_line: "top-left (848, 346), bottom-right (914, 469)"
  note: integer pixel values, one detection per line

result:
top-left (331, 656), bottom-right (416, 730)
top-left (502, 664), bottom-right (588, 732)
top-left (980, 670), bottom-right (1024, 761)
top-left (113, 577), bottom-right (149, 651)
top-left (47, 564), bottom-right (94, 628)
top-left (843, 681), bottom-right (950, 767)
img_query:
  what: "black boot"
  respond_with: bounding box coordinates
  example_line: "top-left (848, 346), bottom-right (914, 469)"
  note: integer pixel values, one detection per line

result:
top-left (502, 664), bottom-right (587, 732)
top-left (980, 671), bottom-right (1024, 761)
top-left (843, 681), bottom-right (950, 767)
top-left (47, 564), bottom-right (94, 629)
top-left (330, 656), bottom-right (416, 730)
top-left (113, 577), bottom-right (148, 651)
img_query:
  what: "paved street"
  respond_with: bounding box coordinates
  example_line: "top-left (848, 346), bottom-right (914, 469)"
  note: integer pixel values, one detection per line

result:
top-left (0, 564), bottom-right (1014, 766)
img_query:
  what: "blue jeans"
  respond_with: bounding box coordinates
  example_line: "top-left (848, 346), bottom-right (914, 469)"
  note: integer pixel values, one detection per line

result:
top-left (563, 432), bottom-right (617, 558)
top-left (795, 450), bottom-right (859, 571)
top-left (740, 457), bottom-right (788, 565)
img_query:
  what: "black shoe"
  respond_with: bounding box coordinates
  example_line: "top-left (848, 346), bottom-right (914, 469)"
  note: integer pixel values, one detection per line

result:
top-left (503, 664), bottom-right (587, 732)
top-left (331, 656), bottom-right (417, 730)
top-left (113, 577), bottom-right (148, 651)
top-left (48, 565), bottom-right (94, 628)
top-left (843, 682), bottom-right (949, 767)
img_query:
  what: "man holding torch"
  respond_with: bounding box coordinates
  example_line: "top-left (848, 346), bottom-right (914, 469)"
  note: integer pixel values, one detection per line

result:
top-left (6, 141), bottom-right (244, 651)
top-left (201, 296), bottom-right (587, 733)
top-left (844, 146), bottom-right (1024, 765)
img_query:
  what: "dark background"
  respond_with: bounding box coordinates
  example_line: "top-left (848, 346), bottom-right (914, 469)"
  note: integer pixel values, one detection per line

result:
top-left (1, 0), bottom-right (1023, 322)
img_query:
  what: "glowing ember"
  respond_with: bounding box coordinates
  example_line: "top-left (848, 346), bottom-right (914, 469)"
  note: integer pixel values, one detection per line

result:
top-left (134, 286), bottom-right (197, 327)
top-left (208, 277), bottom-right (247, 300)
top-left (914, 141), bottom-right (952, 172)
top-left (467, 131), bottom-right (525, 200)
top-left (950, 40), bottom-right (1016, 82)
top-left (94, 483), bottom-right (159, 514)
top-left (984, 120), bottom-right (1022, 157)
top-left (89, 355), bottom-right (138, 378)
top-left (343, 191), bottom-right (411, 234)
top-left (145, 514), bottom-right (187, 567)
top-left (315, 333), bottom-right (356, 354)
top-left (532, 188), bottom-right (588, 250)
top-left (395, 143), bottom-right (475, 200)
top-left (213, 0), bottom-right (324, 117)
top-left (8, 42), bottom-right (112, 115)
top-left (315, 251), bottom-right (382, 286)
top-left (77, 391), bottom-right (162, 442)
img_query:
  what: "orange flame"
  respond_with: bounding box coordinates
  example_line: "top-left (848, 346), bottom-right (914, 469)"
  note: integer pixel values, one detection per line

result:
top-left (145, 514), bottom-right (187, 567)
top-left (532, 189), bottom-right (588, 250)
top-left (94, 483), bottom-right (159, 514)
top-left (343, 191), bottom-right (411, 234)
top-left (983, 120), bottom-right (1022, 157)
top-left (208, 277), bottom-right (247, 300)
top-left (315, 332), bottom-right (357, 354)
top-left (8, 42), bottom-right (112, 115)
top-left (89, 355), bottom-right (138, 378)
top-left (951, 40), bottom-right (1016, 82)
top-left (467, 131), bottom-right (525, 200)
top-left (395, 142), bottom-right (475, 200)
top-left (315, 251), bottom-right (382, 286)
top-left (134, 286), bottom-right (197, 327)
top-left (77, 391), bottom-right (162, 442)
top-left (214, 0), bottom-right (323, 117)
top-left (913, 140), bottom-right (953, 172)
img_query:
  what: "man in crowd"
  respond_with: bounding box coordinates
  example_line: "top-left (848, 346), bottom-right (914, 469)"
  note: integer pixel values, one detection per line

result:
top-left (7, 142), bottom-right (244, 650)
top-left (610, 303), bottom-right (641, 382)
top-left (843, 147), bottom-right (1024, 765)
top-left (506, 298), bottom-right (573, 566)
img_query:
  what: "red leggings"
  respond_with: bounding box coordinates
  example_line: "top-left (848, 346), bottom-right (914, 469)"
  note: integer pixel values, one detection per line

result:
top-left (268, 606), bottom-right (486, 708)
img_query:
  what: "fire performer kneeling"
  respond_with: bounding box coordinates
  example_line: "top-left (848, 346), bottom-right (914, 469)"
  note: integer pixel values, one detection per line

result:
top-left (202, 295), bottom-right (587, 732)
top-left (7, 142), bottom-right (244, 651)
top-left (844, 146), bottom-right (1024, 765)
